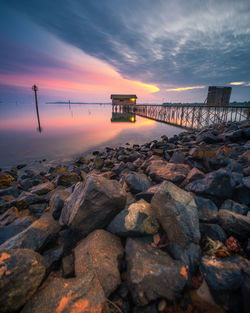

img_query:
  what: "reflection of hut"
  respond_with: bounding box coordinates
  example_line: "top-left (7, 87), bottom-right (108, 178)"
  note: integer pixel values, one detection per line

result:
top-left (207, 86), bottom-right (232, 106)
top-left (111, 94), bottom-right (137, 106)
top-left (111, 112), bottom-right (136, 123)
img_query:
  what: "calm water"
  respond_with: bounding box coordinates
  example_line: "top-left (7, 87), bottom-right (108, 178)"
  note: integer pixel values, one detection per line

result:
top-left (0, 103), bottom-right (182, 169)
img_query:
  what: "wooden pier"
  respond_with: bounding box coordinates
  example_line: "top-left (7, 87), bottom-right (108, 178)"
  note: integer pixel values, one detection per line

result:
top-left (112, 104), bottom-right (250, 130)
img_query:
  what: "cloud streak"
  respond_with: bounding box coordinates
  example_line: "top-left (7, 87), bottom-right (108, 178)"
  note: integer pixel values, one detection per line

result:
top-left (166, 86), bottom-right (206, 92)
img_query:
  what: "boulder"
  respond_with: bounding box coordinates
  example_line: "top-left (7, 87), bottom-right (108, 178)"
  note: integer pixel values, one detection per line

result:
top-left (49, 187), bottom-right (71, 220)
top-left (126, 238), bottom-right (187, 305)
top-left (221, 129), bottom-right (243, 142)
top-left (60, 176), bottom-right (126, 237)
top-left (234, 184), bottom-right (250, 205)
top-left (201, 255), bottom-right (250, 291)
top-left (189, 147), bottom-right (216, 159)
top-left (151, 181), bottom-right (200, 248)
top-left (169, 151), bottom-right (186, 164)
top-left (107, 199), bottom-right (159, 237)
top-left (135, 184), bottom-right (161, 203)
top-left (74, 229), bottom-right (123, 296)
top-left (220, 199), bottom-right (249, 215)
top-left (62, 253), bottom-right (74, 278)
top-left (43, 246), bottom-right (63, 274)
top-left (94, 157), bottom-right (104, 170)
top-left (0, 248), bottom-right (45, 313)
top-left (30, 181), bottom-right (55, 195)
top-left (1, 213), bottom-right (61, 251)
top-left (146, 160), bottom-right (190, 183)
top-left (218, 209), bottom-right (250, 240)
top-left (0, 216), bottom-right (33, 245)
top-left (243, 176), bottom-right (250, 189)
top-left (196, 131), bottom-right (221, 144)
top-left (0, 173), bottom-right (15, 189)
top-left (21, 274), bottom-right (106, 313)
top-left (125, 172), bottom-right (152, 194)
top-left (57, 171), bottom-right (80, 187)
top-left (181, 168), bottom-right (205, 186)
top-left (195, 196), bottom-right (218, 223)
top-left (166, 242), bottom-right (201, 285)
top-left (186, 169), bottom-right (235, 198)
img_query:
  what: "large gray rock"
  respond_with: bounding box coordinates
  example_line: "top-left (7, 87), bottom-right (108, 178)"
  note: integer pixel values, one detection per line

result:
top-left (74, 229), bottom-right (123, 297)
top-left (146, 159), bottom-right (190, 183)
top-left (107, 199), bottom-right (159, 237)
top-left (30, 181), bottom-right (55, 195)
top-left (186, 169), bottom-right (236, 198)
top-left (0, 248), bottom-right (45, 313)
top-left (218, 209), bottom-right (250, 240)
top-left (60, 175), bottom-right (126, 237)
top-left (195, 196), bottom-right (218, 223)
top-left (21, 274), bottom-right (106, 313)
top-left (151, 181), bottom-right (200, 248)
top-left (1, 213), bottom-right (60, 251)
top-left (49, 187), bottom-right (71, 219)
top-left (201, 255), bottom-right (250, 291)
top-left (126, 238), bottom-right (187, 305)
top-left (0, 216), bottom-right (33, 244)
top-left (125, 172), bottom-right (152, 194)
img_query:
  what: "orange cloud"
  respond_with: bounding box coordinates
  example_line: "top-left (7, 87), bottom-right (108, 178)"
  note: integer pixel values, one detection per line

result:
top-left (166, 85), bottom-right (205, 92)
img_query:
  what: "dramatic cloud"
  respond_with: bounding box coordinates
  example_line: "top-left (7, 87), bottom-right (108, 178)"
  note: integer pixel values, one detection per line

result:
top-left (167, 86), bottom-right (205, 92)
top-left (5, 0), bottom-right (250, 88)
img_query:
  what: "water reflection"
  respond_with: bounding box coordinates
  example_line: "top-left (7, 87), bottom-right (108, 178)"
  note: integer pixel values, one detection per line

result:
top-left (111, 112), bottom-right (136, 123)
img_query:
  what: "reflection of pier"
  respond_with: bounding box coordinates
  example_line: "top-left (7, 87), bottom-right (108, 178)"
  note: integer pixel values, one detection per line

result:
top-left (133, 105), bottom-right (250, 130)
top-left (111, 104), bottom-right (136, 123)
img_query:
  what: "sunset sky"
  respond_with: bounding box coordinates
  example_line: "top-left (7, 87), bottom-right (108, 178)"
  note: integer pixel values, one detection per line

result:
top-left (1, 0), bottom-right (250, 103)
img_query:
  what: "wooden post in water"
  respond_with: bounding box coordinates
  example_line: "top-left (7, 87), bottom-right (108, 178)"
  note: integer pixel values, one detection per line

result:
top-left (32, 84), bottom-right (42, 133)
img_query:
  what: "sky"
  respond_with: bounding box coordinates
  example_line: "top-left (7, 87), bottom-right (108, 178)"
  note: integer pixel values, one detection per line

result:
top-left (0, 0), bottom-right (250, 104)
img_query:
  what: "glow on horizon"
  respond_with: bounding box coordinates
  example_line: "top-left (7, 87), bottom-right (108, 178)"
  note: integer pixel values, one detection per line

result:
top-left (230, 82), bottom-right (245, 86)
top-left (166, 85), bottom-right (206, 92)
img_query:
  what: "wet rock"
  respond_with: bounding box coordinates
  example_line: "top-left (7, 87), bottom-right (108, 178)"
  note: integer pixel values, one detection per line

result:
top-left (76, 156), bottom-right (88, 165)
top-left (30, 181), bottom-right (55, 195)
top-left (0, 216), bottom-right (33, 244)
top-left (182, 167), bottom-right (205, 186)
top-left (0, 206), bottom-right (20, 225)
top-left (57, 171), bottom-right (80, 187)
top-left (1, 213), bottom-right (61, 251)
top-left (111, 161), bottom-right (125, 176)
top-left (201, 255), bottom-right (250, 291)
top-left (28, 203), bottom-right (47, 217)
top-left (107, 199), bottom-right (159, 237)
top-left (221, 129), bottom-right (243, 142)
top-left (166, 242), bottom-right (201, 285)
top-left (196, 131), bottom-right (221, 144)
top-left (186, 169), bottom-right (235, 198)
top-left (60, 176), bottom-right (126, 237)
top-left (62, 253), bottom-right (75, 278)
top-left (169, 150), bottom-right (186, 164)
top-left (125, 172), bottom-right (152, 194)
top-left (151, 181), bottom-right (200, 248)
top-left (218, 209), bottom-right (250, 240)
top-left (242, 176), bottom-right (250, 188)
top-left (220, 199), bottom-right (249, 215)
top-left (43, 246), bottom-right (63, 274)
top-left (0, 173), bottom-right (15, 189)
top-left (21, 274), bottom-right (106, 313)
top-left (200, 223), bottom-right (227, 246)
top-left (0, 185), bottom-right (21, 198)
top-left (0, 248), bottom-right (45, 313)
top-left (153, 148), bottom-right (164, 157)
top-left (74, 229), bottom-right (123, 296)
top-left (126, 238), bottom-right (187, 305)
top-left (49, 187), bottom-right (71, 220)
top-left (195, 196), bottom-right (218, 223)
top-left (17, 163), bottom-right (27, 169)
top-left (146, 159), bottom-right (190, 183)
top-left (135, 184), bottom-right (161, 203)
top-left (189, 147), bottom-right (216, 159)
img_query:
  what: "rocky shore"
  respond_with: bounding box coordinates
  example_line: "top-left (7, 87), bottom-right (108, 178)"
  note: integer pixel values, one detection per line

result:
top-left (0, 120), bottom-right (249, 313)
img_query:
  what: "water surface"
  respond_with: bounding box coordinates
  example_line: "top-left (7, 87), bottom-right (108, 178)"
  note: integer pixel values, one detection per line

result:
top-left (0, 103), bottom-right (182, 169)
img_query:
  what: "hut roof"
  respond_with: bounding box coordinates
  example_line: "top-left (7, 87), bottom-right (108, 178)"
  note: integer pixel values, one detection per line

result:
top-left (110, 94), bottom-right (137, 99)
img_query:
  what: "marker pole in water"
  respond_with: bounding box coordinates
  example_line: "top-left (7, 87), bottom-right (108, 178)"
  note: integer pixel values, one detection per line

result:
top-left (32, 84), bottom-right (42, 133)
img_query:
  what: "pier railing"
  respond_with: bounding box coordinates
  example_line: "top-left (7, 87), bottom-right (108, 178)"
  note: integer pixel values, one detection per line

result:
top-left (124, 104), bottom-right (250, 130)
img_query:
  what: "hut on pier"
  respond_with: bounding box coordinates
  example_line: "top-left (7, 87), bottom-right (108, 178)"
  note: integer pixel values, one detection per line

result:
top-left (111, 94), bottom-right (137, 106)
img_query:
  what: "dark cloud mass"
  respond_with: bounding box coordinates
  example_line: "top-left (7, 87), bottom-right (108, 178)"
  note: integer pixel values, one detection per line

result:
top-left (4, 0), bottom-right (250, 87)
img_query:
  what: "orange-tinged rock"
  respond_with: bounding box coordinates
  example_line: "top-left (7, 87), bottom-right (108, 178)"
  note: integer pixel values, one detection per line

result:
top-left (0, 173), bottom-right (15, 189)
top-left (21, 274), bottom-right (106, 313)
top-left (0, 248), bottom-right (45, 313)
